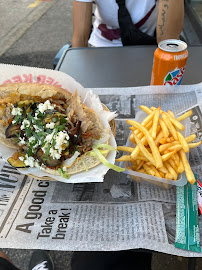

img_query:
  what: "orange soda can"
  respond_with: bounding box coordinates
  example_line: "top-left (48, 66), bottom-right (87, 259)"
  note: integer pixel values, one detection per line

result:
top-left (150, 39), bottom-right (188, 85)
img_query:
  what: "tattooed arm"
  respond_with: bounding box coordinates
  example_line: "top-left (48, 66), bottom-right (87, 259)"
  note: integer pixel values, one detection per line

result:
top-left (156, 0), bottom-right (184, 43)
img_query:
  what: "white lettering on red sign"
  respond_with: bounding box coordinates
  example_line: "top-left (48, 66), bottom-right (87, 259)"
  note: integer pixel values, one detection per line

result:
top-left (2, 74), bottom-right (62, 87)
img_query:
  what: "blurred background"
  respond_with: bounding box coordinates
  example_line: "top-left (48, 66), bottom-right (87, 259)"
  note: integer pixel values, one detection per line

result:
top-left (0, 0), bottom-right (201, 70)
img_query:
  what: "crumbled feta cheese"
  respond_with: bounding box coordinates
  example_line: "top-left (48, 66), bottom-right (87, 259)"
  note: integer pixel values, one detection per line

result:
top-left (49, 148), bottom-right (61, 160)
top-left (55, 131), bottom-right (69, 150)
top-left (43, 131), bottom-right (70, 159)
top-left (33, 125), bottom-right (42, 132)
top-left (46, 133), bottom-right (54, 143)
top-left (28, 136), bottom-right (35, 143)
top-left (38, 100), bottom-right (55, 114)
top-left (21, 119), bottom-right (30, 130)
top-left (63, 167), bottom-right (67, 171)
top-left (23, 155), bottom-right (41, 168)
top-left (12, 120), bottom-right (17, 124)
top-left (34, 161), bottom-right (41, 169)
top-left (18, 137), bottom-right (26, 146)
top-left (19, 156), bottom-right (25, 161)
top-left (11, 107), bottom-right (23, 116)
top-left (24, 155), bottom-right (35, 167)
top-left (46, 122), bottom-right (55, 129)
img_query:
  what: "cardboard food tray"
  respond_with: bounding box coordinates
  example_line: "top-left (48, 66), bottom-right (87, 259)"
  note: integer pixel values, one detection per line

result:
top-left (120, 110), bottom-right (190, 188)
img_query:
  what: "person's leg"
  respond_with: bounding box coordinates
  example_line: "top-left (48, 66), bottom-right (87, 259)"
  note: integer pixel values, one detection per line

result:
top-left (0, 251), bottom-right (20, 270)
top-left (71, 250), bottom-right (152, 270)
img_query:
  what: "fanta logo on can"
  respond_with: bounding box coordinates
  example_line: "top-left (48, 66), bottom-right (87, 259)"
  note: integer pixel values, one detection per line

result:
top-left (163, 67), bottom-right (185, 85)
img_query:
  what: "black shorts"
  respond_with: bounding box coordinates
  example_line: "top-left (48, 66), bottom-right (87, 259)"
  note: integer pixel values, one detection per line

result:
top-left (0, 257), bottom-right (19, 270)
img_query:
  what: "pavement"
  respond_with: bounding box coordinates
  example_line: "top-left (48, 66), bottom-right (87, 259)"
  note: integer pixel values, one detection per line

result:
top-left (0, 0), bottom-right (73, 69)
top-left (0, 1), bottom-right (202, 269)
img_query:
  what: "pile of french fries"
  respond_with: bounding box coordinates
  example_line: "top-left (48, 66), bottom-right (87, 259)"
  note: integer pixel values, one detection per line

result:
top-left (116, 105), bottom-right (201, 185)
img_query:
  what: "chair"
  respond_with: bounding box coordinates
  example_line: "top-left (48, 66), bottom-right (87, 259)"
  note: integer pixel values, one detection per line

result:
top-left (53, 43), bottom-right (72, 69)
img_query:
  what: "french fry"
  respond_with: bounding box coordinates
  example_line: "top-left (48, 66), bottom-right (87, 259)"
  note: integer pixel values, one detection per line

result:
top-left (168, 158), bottom-right (178, 173)
top-left (132, 164), bottom-right (137, 170)
top-left (150, 165), bottom-right (162, 177)
top-left (177, 159), bottom-right (184, 174)
top-left (127, 166), bottom-right (132, 170)
top-left (127, 120), bottom-right (163, 168)
top-left (164, 161), bottom-right (178, 180)
top-left (150, 106), bottom-right (163, 114)
top-left (136, 120), bottom-right (153, 138)
top-left (131, 126), bottom-right (152, 159)
top-left (179, 149), bottom-right (195, 184)
top-left (139, 105), bottom-right (152, 114)
top-left (188, 141), bottom-right (201, 148)
top-left (177, 110), bottom-right (192, 122)
top-left (162, 151), bottom-right (177, 162)
top-left (158, 166), bottom-right (169, 174)
top-left (140, 110), bottom-right (155, 127)
top-left (155, 130), bottom-right (164, 145)
top-left (167, 141), bottom-right (201, 152)
top-left (117, 146), bottom-right (134, 153)
top-left (116, 155), bottom-right (131, 162)
top-left (119, 106), bottom-right (198, 185)
top-left (167, 110), bottom-right (175, 118)
top-left (177, 131), bottom-right (189, 153)
top-left (151, 107), bottom-right (160, 139)
top-left (166, 113), bottom-right (185, 131)
top-left (159, 118), bottom-right (169, 138)
top-left (166, 137), bottom-right (175, 143)
top-left (143, 163), bottom-right (155, 176)
top-left (136, 160), bottom-right (144, 170)
top-left (161, 112), bottom-right (178, 140)
top-left (167, 144), bottom-right (182, 152)
top-left (137, 168), bottom-right (146, 174)
top-left (159, 137), bottom-right (168, 145)
top-left (165, 173), bottom-right (173, 180)
top-left (133, 133), bottom-right (156, 166)
top-left (172, 152), bottom-right (180, 166)
top-left (159, 171), bottom-right (165, 178)
top-left (129, 133), bottom-right (134, 142)
top-left (186, 134), bottom-right (196, 143)
top-left (159, 141), bottom-right (178, 153)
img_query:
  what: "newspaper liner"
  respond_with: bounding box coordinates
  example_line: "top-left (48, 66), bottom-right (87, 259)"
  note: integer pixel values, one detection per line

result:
top-left (0, 64), bottom-right (202, 257)
top-left (0, 64), bottom-right (117, 183)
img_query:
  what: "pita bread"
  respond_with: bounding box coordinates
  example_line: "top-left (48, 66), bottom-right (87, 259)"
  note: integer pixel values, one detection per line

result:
top-left (0, 83), bottom-right (108, 176)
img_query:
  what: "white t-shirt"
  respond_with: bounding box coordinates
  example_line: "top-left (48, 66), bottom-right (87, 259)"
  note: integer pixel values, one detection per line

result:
top-left (76, 0), bottom-right (159, 47)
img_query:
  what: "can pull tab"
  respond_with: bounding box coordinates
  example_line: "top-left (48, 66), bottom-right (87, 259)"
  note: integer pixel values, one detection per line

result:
top-left (167, 43), bottom-right (179, 48)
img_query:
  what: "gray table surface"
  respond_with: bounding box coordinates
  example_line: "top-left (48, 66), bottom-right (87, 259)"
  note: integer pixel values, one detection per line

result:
top-left (57, 45), bottom-right (202, 88)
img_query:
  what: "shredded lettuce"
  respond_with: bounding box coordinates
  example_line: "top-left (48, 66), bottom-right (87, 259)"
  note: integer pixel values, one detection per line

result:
top-left (89, 150), bottom-right (109, 157)
top-left (94, 143), bottom-right (118, 152)
top-left (80, 157), bottom-right (89, 172)
top-left (92, 147), bottom-right (125, 173)
top-left (58, 167), bottom-right (70, 179)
